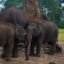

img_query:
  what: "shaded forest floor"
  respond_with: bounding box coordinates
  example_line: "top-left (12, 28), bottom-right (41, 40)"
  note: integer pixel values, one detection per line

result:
top-left (0, 42), bottom-right (64, 64)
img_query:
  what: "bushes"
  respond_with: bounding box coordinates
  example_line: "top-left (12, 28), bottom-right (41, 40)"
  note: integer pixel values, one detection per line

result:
top-left (58, 21), bottom-right (64, 28)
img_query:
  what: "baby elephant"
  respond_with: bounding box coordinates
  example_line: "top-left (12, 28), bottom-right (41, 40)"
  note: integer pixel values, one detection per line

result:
top-left (0, 22), bottom-right (26, 61)
top-left (26, 22), bottom-right (45, 57)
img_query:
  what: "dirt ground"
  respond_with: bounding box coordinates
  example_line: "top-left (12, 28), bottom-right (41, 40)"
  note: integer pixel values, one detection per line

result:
top-left (0, 41), bottom-right (64, 64)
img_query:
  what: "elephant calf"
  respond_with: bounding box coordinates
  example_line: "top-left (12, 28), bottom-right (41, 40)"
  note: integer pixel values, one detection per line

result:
top-left (26, 22), bottom-right (45, 57)
top-left (0, 22), bottom-right (26, 61)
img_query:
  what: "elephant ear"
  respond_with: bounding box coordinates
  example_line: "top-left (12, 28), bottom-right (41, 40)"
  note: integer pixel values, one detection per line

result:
top-left (15, 24), bottom-right (21, 38)
top-left (15, 24), bottom-right (26, 38)
top-left (15, 27), bottom-right (20, 38)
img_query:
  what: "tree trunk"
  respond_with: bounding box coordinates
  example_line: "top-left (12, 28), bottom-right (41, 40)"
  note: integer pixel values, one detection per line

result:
top-left (24, 0), bottom-right (41, 21)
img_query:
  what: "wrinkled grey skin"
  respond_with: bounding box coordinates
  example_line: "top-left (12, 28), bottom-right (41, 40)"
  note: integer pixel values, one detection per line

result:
top-left (26, 22), bottom-right (45, 57)
top-left (0, 6), bottom-right (29, 60)
top-left (41, 20), bottom-right (58, 54)
top-left (0, 22), bottom-right (26, 61)
top-left (28, 20), bottom-right (60, 56)
top-left (30, 20), bottom-right (62, 55)
top-left (35, 20), bottom-right (59, 54)
top-left (0, 6), bottom-right (28, 29)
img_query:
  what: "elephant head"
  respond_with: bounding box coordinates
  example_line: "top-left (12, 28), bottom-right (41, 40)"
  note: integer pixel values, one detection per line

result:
top-left (15, 24), bottom-right (26, 41)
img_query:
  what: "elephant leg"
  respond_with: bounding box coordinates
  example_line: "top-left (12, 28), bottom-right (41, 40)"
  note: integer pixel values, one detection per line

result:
top-left (47, 41), bottom-right (56, 55)
top-left (4, 35), bottom-right (14, 61)
top-left (36, 42), bottom-right (41, 57)
top-left (30, 39), bottom-right (36, 56)
top-left (36, 35), bottom-right (44, 57)
top-left (25, 43), bottom-right (29, 60)
top-left (25, 38), bottom-right (31, 60)
top-left (12, 42), bottom-right (18, 58)
top-left (55, 44), bottom-right (62, 53)
top-left (36, 40), bottom-right (42, 57)
top-left (1, 44), bottom-right (8, 59)
top-left (5, 46), bottom-right (13, 61)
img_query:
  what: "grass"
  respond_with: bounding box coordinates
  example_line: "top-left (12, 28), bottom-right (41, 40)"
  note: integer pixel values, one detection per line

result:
top-left (58, 28), bottom-right (64, 41)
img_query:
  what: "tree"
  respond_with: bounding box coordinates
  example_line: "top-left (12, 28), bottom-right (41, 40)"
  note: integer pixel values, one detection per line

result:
top-left (4, 0), bottom-right (64, 28)
top-left (39, 0), bottom-right (62, 26)
top-left (4, 0), bottom-right (24, 9)
top-left (0, 0), bottom-right (6, 11)
top-left (24, 0), bottom-right (41, 21)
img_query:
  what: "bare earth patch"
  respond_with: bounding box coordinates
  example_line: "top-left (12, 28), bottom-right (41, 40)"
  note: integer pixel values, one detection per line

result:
top-left (0, 42), bottom-right (64, 64)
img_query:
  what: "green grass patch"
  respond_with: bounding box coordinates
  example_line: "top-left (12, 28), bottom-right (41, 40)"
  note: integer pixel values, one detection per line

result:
top-left (58, 28), bottom-right (64, 41)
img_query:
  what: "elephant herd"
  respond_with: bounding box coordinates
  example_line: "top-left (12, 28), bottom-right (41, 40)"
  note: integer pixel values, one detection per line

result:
top-left (0, 6), bottom-right (62, 61)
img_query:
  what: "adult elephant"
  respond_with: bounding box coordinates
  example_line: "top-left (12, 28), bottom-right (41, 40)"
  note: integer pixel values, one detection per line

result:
top-left (0, 22), bottom-right (26, 61)
top-left (41, 20), bottom-right (62, 54)
top-left (0, 6), bottom-right (28, 28)
top-left (0, 6), bottom-right (29, 59)
top-left (41, 20), bottom-right (59, 54)
top-left (29, 20), bottom-right (62, 56)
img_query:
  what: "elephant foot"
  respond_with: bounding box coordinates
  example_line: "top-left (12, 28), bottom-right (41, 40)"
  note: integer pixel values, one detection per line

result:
top-left (1, 54), bottom-right (12, 61)
top-left (12, 54), bottom-right (18, 58)
top-left (29, 53), bottom-right (36, 57)
top-left (47, 52), bottom-right (54, 55)
top-left (55, 45), bottom-right (62, 53)
top-left (49, 62), bottom-right (55, 64)
top-left (47, 50), bottom-right (55, 55)
top-left (30, 53), bottom-right (40, 57)
top-left (35, 53), bottom-right (41, 57)
top-left (5, 57), bottom-right (12, 61)
top-left (25, 57), bottom-right (29, 60)
top-left (1, 54), bottom-right (6, 59)
top-left (12, 55), bottom-right (18, 58)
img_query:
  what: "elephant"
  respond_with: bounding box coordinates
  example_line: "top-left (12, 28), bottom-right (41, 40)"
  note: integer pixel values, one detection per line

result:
top-left (30, 20), bottom-right (61, 55)
top-left (40, 20), bottom-right (62, 54)
top-left (0, 6), bottom-right (28, 29)
top-left (26, 22), bottom-right (45, 57)
top-left (0, 6), bottom-right (29, 58)
top-left (0, 22), bottom-right (27, 61)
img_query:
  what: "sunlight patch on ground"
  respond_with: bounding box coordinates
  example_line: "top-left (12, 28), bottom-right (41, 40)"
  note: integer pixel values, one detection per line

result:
top-left (58, 29), bottom-right (64, 41)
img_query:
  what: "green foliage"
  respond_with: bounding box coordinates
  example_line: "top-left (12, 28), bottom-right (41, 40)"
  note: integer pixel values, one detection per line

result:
top-left (39, 0), bottom-right (63, 28)
top-left (39, 0), bottom-right (60, 13)
top-left (3, 0), bottom-right (64, 28)
top-left (59, 20), bottom-right (64, 28)
top-left (4, 0), bottom-right (24, 9)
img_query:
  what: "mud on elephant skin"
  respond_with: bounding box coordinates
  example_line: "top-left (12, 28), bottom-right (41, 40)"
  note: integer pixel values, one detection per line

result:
top-left (0, 22), bottom-right (26, 61)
